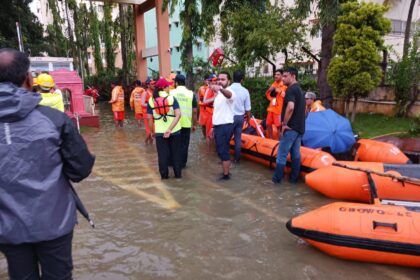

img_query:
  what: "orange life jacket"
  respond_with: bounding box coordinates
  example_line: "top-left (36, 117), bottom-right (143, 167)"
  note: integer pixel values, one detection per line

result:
top-left (149, 96), bottom-right (175, 122)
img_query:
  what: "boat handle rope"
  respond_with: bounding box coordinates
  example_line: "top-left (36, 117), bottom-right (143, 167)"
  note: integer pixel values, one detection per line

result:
top-left (373, 221), bottom-right (398, 232)
top-left (269, 142), bottom-right (280, 169)
top-left (332, 162), bottom-right (420, 186)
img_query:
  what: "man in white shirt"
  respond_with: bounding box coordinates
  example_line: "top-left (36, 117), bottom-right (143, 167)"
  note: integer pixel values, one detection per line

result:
top-left (230, 70), bottom-right (251, 163)
top-left (209, 71), bottom-right (235, 180)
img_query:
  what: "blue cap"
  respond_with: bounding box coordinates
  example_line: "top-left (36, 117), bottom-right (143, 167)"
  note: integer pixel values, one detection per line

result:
top-left (175, 74), bottom-right (186, 83)
top-left (207, 74), bottom-right (217, 81)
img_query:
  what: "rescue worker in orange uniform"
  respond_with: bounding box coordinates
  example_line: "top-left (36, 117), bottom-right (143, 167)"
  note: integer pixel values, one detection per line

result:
top-left (109, 81), bottom-right (125, 128)
top-left (142, 78), bottom-right (154, 144)
top-left (198, 74), bottom-right (210, 138)
top-left (265, 69), bottom-right (287, 139)
top-left (203, 74), bottom-right (217, 152)
top-left (305, 91), bottom-right (326, 116)
top-left (130, 80), bottom-right (145, 128)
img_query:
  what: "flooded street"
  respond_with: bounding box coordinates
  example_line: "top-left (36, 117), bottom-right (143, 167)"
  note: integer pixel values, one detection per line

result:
top-left (1, 105), bottom-right (419, 279)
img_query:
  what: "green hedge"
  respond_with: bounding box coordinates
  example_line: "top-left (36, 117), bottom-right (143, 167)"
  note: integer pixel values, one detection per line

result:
top-left (243, 74), bottom-right (317, 119)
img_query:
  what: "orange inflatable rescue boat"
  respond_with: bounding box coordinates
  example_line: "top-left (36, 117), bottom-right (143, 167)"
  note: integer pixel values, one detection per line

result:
top-left (286, 200), bottom-right (420, 267)
top-left (230, 133), bottom-right (335, 175)
top-left (305, 161), bottom-right (420, 202)
top-left (354, 139), bottom-right (410, 164)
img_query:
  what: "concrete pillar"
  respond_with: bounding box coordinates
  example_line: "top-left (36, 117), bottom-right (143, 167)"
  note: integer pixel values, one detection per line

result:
top-left (134, 5), bottom-right (148, 82)
top-left (155, 0), bottom-right (171, 78)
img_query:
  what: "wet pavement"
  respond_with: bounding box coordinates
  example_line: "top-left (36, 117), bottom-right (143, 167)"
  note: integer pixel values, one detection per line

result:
top-left (1, 104), bottom-right (419, 279)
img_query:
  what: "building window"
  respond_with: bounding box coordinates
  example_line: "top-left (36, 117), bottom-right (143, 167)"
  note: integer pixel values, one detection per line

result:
top-left (390, 19), bottom-right (417, 35)
top-left (196, 42), bottom-right (202, 51)
top-left (169, 23), bottom-right (171, 31)
top-left (174, 21), bottom-right (179, 28)
top-left (263, 64), bottom-right (269, 74)
top-left (176, 47), bottom-right (180, 52)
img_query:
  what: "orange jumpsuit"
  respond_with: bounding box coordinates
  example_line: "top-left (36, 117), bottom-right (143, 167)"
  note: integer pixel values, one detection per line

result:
top-left (265, 81), bottom-right (287, 127)
top-left (111, 86), bottom-right (125, 120)
top-left (141, 88), bottom-right (152, 134)
top-left (203, 88), bottom-right (215, 139)
top-left (198, 85), bottom-right (208, 126)
top-left (130, 87), bottom-right (145, 120)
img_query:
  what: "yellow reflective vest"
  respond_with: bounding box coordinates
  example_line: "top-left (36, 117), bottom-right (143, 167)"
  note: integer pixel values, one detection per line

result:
top-left (170, 86), bottom-right (194, 128)
top-left (38, 91), bottom-right (65, 112)
top-left (148, 91), bottom-right (181, 134)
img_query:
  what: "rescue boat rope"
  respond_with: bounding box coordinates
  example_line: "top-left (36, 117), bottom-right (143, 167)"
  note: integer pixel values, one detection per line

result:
top-left (333, 162), bottom-right (420, 186)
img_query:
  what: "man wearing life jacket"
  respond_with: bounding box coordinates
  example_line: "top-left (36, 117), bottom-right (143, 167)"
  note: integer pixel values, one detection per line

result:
top-left (265, 69), bottom-right (287, 139)
top-left (198, 74), bottom-right (209, 138)
top-left (170, 74), bottom-right (198, 168)
top-left (37, 73), bottom-right (65, 112)
top-left (142, 78), bottom-right (154, 144)
top-left (130, 80), bottom-right (145, 128)
top-left (147, 78), bottom-right (182, 179)
top-left (305, 91), bottom-right (326, 116)
top-left (203, 74), bottom-right (217, 152)
top-left (109, 81), bottom-right (125, 128)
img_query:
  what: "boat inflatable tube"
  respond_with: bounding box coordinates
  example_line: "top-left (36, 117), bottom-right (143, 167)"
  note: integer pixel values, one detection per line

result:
top-left (286, 202), bottom-right (420, 267)
top-left (354, 139), bottom-right (411, 164)
top-left (305, 161), bottom-right (420, 202)
top-left (230, 134), bottom-right (335, 174)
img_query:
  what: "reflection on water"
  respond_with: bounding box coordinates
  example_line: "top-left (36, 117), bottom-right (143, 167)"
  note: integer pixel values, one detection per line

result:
top-left (1, 104), bottom-right (419, 279)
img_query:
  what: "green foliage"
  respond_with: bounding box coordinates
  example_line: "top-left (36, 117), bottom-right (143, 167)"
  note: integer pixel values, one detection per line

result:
top-left (84, 69), bottom-right (124, 99)
top-left (46, 0), bottom-right (68, 57)
top-left (299, 74), bottom-right (318, 92)
top-left (220, 1), bottom-right (307, 68)
top-left (163, 0), bottom-right (221, 89)
top-left (68, 2), bottom-right (92, 77)
top-left (388, 31), bottom-right (420, 117)
top-left (328, 2), bottom-right (391, 101)
top-left (89, 1), bottom-right (103, 73)
top-left (0, 0), bottom-right (49, 55)
top-left (103, 1), bottom-right (115, 73)
top-left (352, 113), bottom-right (418, 138)
top-left (407, 117), bottom-right (420, 137)
top-left (243, 77), bottom-right (273, 119)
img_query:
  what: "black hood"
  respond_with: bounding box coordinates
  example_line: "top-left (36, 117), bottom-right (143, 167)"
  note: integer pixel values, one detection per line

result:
top-left (0, 83), bottom-right (41, 122)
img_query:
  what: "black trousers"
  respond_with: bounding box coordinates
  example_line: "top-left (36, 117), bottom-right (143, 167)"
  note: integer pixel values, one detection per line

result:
top-left (180, 128), bottom-right (191, 168)
top-left (0, 230), bottom-right (73, 280)
top-left (156, 133), bottom-right (182, 178)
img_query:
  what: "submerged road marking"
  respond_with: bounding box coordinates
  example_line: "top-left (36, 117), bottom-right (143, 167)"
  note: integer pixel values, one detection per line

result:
top-left (187, 172), bottom-right (289, 224)
top-left (92, 144), bottom-right (181, 210)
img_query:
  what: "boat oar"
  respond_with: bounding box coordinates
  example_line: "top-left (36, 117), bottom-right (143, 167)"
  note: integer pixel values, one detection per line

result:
top-left (332, 162), bottom-right (420, 186)
top-left (251, 115), bottom-right (265, 138)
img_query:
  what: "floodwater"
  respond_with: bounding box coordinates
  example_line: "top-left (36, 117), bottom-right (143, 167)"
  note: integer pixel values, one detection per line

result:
top-left (1, 104), bottom-right (419, 279)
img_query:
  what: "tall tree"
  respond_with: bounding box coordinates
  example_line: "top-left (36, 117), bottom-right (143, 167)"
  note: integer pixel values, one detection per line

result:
top-left (103, 0), bottom-right (115, 73)
top-left (46, 0), bottom-right (68, 56)
top-left (384, 0), bottom-right (418, 59)
top-left (294, 0), bottom-right (350, 108)
top-left (328, 2), bottom-right (391, 122)
top-left (1, 0), bottom-right (48, 55)
top-left (68, 0), bottom-right (91, 77)
top-left (220, 1), bottom-right (306, 70)
top-left (118, 4), bottom-right (128, 84)
top-left (163, 0), bottom-right (220, 89)
top-left (89, 0), bottom-right (103, 73)
top-left (63, 0), bottom-right (78, 71)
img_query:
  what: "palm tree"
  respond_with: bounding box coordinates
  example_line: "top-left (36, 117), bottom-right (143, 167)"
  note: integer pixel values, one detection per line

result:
top-left (384, 0), bottom-right (418, 59)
